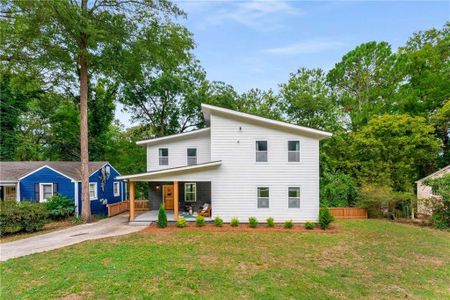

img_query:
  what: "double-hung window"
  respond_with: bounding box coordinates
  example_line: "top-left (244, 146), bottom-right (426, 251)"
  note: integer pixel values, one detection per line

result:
top-left (187, 148), bottom-right (197, 165)
top-left (185, 183), bottom-right (197, 202)
top-left (288, 187), bottom-right (301, 208)
top-left (257, 187), bottom-right (269, 208)
top-left (89, 182), bottom-right (98, 200)
top-left (159, 148), bottom-right (169, 165)
top-left (113, 182), bottom-right (120, 197)
top-left (256, 141), bottom-right (268, 162)
top-left (40, 183), bottom-right (54, 202)
top-left (288, 141), bottom-right (300, 162)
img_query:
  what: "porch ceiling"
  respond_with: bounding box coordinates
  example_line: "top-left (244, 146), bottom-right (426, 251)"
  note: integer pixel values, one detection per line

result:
top-left (116, 161), bottom-right (221, 182)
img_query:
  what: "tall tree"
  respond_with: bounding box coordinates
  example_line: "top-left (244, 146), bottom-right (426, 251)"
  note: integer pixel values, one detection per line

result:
top-left (238, 89), bottom-right (282, 120)
top-left (327, 42), bottom-right (400, 129)
top-left (1, 0), bottom-right (185, 221)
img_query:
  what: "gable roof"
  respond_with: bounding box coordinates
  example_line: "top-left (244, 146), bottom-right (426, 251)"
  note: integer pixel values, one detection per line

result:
top-left (201, 104), bottom-right (332, 140)
top-left (415, 165), bottom-right (450, 183)
top-left (0, 161), bottom-right (110, 182)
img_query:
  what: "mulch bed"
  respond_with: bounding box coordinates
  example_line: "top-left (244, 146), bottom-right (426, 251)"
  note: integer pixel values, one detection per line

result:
top-left (141, 223), bottom-right (339, 234)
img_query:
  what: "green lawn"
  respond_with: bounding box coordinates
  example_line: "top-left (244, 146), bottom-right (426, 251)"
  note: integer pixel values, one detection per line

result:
top-left (1, 220), bottom-right (449, 299)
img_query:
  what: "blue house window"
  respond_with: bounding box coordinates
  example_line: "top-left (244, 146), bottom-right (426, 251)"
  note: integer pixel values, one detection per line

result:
top-left (40, 183), bottom-right (54, 202)
top-left (114, 182), bottom-right (120, 197)
top-left (89, 182), bottom-right (98, 200)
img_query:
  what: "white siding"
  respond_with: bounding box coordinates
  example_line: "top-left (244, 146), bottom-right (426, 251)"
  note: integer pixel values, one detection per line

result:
top-left (146, 131), bottom-right (211, 171)
top-left (148, 114), bottom-right (321, 222)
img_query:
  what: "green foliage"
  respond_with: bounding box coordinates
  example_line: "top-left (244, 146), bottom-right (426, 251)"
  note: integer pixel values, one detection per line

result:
top-left (284, 220), bottom-right (294, 229)
top-left (248, 217), bottom-right (258, 228)
top-left (424, 174), bottom-right (450, 229)
top-left (319, 208), bottom-right (334, 230)
top-left (266, 217), bottom-right (274, 227)
top-left (230, 217), bottom-right (239, 227)
top-left (0, 201), bottom-right (49, 235)
top-left (45, 194), bottom-right (75, 220)
top-left (213, 216), bottom-right (223, 227)
top-left (320, 171), bottom-right (358, 207)
top-left (195, 215), bottom-right (205, 227)
top-left (305, 222), bottom-right (314, 230)
top-left (157, 205), bottom-right (167, 228)
top-left (176, 217), bottom-right (186, 228)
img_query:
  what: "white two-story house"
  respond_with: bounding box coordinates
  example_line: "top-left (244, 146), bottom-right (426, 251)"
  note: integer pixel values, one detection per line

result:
top-left (118, 103), bottom-right (332, 223)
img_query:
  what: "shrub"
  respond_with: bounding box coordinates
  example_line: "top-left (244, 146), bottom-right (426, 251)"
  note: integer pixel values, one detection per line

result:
top-left (248, 217), bottom-right (258, 228)
top-left (0, 201), bottom-right (49, 235)
top-left (424, 174), bottom-right (450, 229)
top-left (45, 194), bottom-right (75, 220)
top-left (319, 208), bottom-right (334, 229)
top-left (195, 215), bottom-right (205, 227)
top-left (157, 204), bottom-right (167, 228)
top-left (230, 217), bottom-right (239, 227)
top-left (176, 217), bottom-right (187, 228)
top-left (214, 216), bottom-right (223, 227)
top-left (266, 217), bottom-right (274, 227)
top-left (305, 222), bottom-right (314, 230)
top-left (284, 220), bottom-right (293, 229)
top-left (320, 171), bottom-right (359, 207)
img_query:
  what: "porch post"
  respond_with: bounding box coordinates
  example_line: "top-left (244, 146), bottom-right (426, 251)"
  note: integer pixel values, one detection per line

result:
top-left (129, 181), bottom-right (135, 221)
top-left (173, 181), bottom-right (179, 220)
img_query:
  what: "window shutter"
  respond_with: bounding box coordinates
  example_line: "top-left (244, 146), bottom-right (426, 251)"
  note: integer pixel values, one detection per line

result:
top-left (53, 183), bottom-right (58, 194)
top-left (34, 183), bottom-right (40, 202)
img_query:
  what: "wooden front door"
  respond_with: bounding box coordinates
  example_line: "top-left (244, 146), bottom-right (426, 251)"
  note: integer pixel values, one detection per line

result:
top-left (163, 185), bottom-right (174, 210)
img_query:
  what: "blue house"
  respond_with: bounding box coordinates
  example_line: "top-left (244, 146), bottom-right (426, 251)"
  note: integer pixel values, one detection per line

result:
top-left (0, 161), bottom-right (126, 216)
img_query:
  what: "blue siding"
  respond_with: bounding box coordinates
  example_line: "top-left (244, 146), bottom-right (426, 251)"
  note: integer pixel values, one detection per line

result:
top-left (19, 167), bottom-right (75, 202)
top-left (77, 164), bottom-right (124, 216)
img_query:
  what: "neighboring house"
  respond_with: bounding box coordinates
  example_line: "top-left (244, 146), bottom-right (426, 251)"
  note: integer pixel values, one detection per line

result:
top-left (0, 161), bottom-right (125, 216)
top-left (118, 103), bottom-right (332, 223)
top-left (415, 165), bottom-right (450, 216)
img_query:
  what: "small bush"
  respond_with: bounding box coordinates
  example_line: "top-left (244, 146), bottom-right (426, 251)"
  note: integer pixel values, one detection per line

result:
top-left (248, 217), bottom-right (258, 228)
top-left (176, 217), bottom-right (187, 228)
top-left (45, 194), bottom-right (75, 220)
top-left (319, 207), bottom-right (334, 229)
top-left (230, 217), bottom-right (239, 227)
top-left (266, 217), bottom-right (274, 227)
top-left (0, 201), bottom-right (49, 235)
top-left (157, 204), bottom-right (167, 228)
top-left (214, 216), bottom-right (223, 227)
top-left (305, 222), bottom-right (314, 230)
top-left (284, 220), bottom-right (294, 229)
top-left (196, 215), bottom-right (205, 227)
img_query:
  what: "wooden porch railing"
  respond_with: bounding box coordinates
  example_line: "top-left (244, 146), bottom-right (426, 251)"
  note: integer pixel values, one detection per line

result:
top-left (329, 207), bottom-right (368, 219)
top-left (135, 200), bottom-right (150, 211)
top-left (107, 201), bottom-right (129, 217)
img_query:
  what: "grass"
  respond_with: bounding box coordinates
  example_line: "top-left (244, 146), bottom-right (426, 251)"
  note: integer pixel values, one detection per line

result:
top-left (1, 220), bottom-right (449, 299)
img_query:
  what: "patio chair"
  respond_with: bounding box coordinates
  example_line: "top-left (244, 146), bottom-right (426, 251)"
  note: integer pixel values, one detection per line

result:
top-left (198, 203), bottom-right (211, 217)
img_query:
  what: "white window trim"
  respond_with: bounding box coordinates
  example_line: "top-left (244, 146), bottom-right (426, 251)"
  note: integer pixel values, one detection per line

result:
top-left (187, 147), bottom-right (197, 165)
top-left (113, 182), bottom-right (120, 197)
top-left (39, 183), bottom-right (54, 203)
top-left (255, 140), bottom-right (268, 163)
top-left (257, 187), bottom-right (270, 208)
top-left (159, 148), bottom-right (169, 165)
top-left (184, 183), bottom-right (197, 202)
top-left (288, 140), bottom-right (301, 163)
top-left (89, 182), bottom-right (98, 201)
top-left (288, 186), bottom-right (301, 208)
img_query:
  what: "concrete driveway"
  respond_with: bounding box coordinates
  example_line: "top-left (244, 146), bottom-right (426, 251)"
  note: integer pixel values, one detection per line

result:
top-left (0, 213), bottom-right (142, 261)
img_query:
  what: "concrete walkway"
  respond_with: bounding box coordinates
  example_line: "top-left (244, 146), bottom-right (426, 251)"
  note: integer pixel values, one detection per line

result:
top-left (0, 213), bottom-right (142, 261)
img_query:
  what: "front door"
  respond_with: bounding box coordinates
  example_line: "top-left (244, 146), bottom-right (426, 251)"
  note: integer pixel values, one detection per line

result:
top-left (163, 185), bottom-right (174, 210)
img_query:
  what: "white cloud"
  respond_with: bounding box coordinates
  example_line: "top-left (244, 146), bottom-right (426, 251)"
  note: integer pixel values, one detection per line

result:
top-left (262, 40), bottom-right (345, 55)
top-left (185, 0), bottom-right (302, 30)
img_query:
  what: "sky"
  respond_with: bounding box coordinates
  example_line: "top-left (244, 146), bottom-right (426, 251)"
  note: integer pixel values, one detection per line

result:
top-left (116, 0), bottom-right (450, 127)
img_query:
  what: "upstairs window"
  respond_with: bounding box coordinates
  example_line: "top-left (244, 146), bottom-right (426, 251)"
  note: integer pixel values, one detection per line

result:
top-left (288, 187), bottom-right (300, 208)
top-left (256, 141), bottom-right (268, 162)
top-left (257, 187), bottom-right (269, 208)
top-left (288, 141), bottom-right (300, 162)
top-left (187, 148), bottom-right (197, 165)
top-left (159, 148), bottom-right (168, 165)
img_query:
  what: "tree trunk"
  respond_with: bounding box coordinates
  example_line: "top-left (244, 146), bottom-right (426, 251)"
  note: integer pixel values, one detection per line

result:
top-left (80, 0), bottom-right (91, 222)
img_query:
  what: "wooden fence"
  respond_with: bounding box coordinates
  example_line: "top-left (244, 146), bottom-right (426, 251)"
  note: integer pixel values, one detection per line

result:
top-left (329, 207), bottom-right (368, 219)
top-left (107, 201), bottom-right (129, 217)
top-left (135, 200), bottom-right (150, 211)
